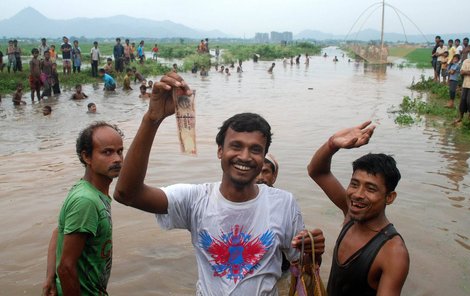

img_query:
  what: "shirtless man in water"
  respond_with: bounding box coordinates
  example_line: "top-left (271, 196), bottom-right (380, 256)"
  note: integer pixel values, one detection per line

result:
top-left (308, 121), bottom-right (409, 296)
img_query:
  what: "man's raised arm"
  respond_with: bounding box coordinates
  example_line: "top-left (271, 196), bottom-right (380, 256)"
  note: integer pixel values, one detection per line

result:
top-left (307, 121), bottom-right (375, 215)
top-left (114, 73), bottom-right (192, 214)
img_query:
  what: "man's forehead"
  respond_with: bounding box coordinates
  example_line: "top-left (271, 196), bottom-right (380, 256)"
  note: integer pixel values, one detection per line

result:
top-left (225, 128), bottom-right (266, 143)
top-left (351, 170), bottom-right (386, 187)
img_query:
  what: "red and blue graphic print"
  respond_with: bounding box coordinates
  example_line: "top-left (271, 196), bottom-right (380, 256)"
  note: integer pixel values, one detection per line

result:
top-left (199, 224), bottom-right (275, 283)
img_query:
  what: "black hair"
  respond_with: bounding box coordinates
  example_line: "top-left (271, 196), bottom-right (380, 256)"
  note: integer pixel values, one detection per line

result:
top-left (455, 38), bottom-right (461, 43)
top-left (464, 37), bottom-right (469, 42)
top-left (87, 102), bottom-right (95, 108)
top-left (126, 68), bottom-right (132, 73)
top-left (454, 54), bottom-right (461, 61)
top-left (76, 122), bottom-right (123, 166)
top-left (107, 58), bottom-right (112, 62)
top-left (435, 35), bottom-right (441, 39)
top-left (216, 113), bottom-right (272, 154)
top-left (43, 105), bottom-right (52, 112)
top-left (139, 84), bottom-right (147, 90)
top-left (352, 153), bottom-right (401, 193)
top-left (98, 68), bottom-right (105, 73)
top-left (116, 38), bottom-right (121, 42)
top-left (448, 39), bottom-right (453, 43)
top-left (93, 41), bottom-right (98, 45)
top-left (31, 48), bottom-right (39, 54)
top-left (75, 84), bottom-right (82, 89)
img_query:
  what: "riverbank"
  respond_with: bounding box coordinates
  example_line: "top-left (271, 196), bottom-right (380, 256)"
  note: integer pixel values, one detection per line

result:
top-left (394, 75), bottom-right (470, 132)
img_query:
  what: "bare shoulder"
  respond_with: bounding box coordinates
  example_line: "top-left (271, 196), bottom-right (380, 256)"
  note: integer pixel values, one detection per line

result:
top-left (379, 235), bottom-right (410, 271)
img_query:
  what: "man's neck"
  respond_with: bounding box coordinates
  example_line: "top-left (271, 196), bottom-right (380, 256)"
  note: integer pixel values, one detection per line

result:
top-left (83, 170), bottom-right (112, 196)
top-left (349, 214), bottom-right (390, 234)
top-left (219, 179), bottom-right (259, 203)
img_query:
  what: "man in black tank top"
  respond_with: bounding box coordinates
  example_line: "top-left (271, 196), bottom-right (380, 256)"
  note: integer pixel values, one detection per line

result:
top-left (307, 121), bottom-right (410, 295)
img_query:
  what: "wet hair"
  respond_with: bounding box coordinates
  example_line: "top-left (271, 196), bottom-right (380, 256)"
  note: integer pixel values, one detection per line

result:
top-left (352, 153), bottom-right (401, 193)
top-left (75, 84), bottom-right (82, 89)
top-left (43, 105), bottom-right (52, 112)
top-left (87, 102), bottom-right (96, 109)
top-left (216, 113), bottom-right (272, 154)
top-left (139, 84), bottom-right (147, 91)
top-left (31, 48), bottom-right (39, 54)
top-left (76, 122), bottom-right (123, 166)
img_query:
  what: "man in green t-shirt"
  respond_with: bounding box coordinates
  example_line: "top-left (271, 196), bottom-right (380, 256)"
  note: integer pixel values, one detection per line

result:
top-left (42, 122), bottom-right (124, 296)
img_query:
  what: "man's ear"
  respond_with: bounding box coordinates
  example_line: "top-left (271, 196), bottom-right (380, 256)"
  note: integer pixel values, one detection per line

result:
top-left (385, 191), bottom-right (397, 205)
top-left (217, 145), bottom-right (222, 159)
top-left (81, 151), bottom-right (91, 166)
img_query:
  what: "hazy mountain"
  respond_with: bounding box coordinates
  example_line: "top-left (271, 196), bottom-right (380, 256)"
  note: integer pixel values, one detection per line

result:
top-left (296, 28), bottom-right (470, 43)
top-left (0, 7), bottom-right (229, 39)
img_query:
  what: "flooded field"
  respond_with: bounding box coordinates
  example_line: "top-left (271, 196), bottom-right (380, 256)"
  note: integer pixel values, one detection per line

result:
top-left (0, 47), bottom-right (469, 295)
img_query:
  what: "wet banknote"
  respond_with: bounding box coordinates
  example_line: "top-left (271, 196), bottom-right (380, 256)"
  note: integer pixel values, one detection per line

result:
top-left (173, 88), bottom-right (197, 155)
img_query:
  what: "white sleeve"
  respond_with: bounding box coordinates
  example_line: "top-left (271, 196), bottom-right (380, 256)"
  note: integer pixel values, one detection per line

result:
top-left (282, 195), bottom-right (305, 262)
top-left (156, 184), bottom-right (198, 230)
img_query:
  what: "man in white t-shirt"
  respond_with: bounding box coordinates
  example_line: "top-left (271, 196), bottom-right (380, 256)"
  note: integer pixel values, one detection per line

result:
top-left (455, 38), bottom-right (463, 55)
top-left (434, 39), bottom-right (448, 82)
top-left (115, 72), bottom-right (325, 295)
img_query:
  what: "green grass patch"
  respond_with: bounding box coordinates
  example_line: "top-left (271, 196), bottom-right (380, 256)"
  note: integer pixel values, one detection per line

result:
top-left (394, 76), bottom-right (470, 134)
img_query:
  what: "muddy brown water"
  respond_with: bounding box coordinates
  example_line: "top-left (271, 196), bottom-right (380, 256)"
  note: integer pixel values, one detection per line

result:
top-left (1, 47), bottom-right (469, 295)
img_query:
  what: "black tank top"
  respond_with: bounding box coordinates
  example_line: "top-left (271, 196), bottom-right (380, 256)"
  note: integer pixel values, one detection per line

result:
top-left (327, 220), bottom-right (401, 296)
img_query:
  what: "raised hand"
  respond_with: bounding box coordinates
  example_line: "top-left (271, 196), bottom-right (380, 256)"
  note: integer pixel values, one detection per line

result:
top-left (148, 72), bottom-right (192, 123)
top-left (329, 120), bottom-right (376, 150)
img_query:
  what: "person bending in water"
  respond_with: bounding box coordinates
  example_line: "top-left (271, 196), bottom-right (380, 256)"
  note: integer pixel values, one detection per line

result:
top-left (42, 122), bottom-right (124, 295)
top-left (268, 62), bottom-right (275, 73)
top-left (99, 69), bottom-right (116, 91)
top-left (71, 84), bottom-right (88, 100)
top-left (123, 68), bottom-right (133, 91)
top-left (308, 121), bottom-right (409, 296)
top-left (12, 83), bottom-right (26, 105)
top-left (114, 72), bottom-right (325, 295)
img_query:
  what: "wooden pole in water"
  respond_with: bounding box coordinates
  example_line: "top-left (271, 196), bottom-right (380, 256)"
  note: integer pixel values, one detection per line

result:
top-left (380, 0), bottom-right (385, 63)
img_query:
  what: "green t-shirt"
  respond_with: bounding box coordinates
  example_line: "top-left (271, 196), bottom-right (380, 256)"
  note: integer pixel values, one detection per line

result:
top-left (56, 179), bottom-right (112, 295)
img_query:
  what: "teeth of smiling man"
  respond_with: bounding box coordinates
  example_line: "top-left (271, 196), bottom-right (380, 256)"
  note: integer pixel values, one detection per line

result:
top-left (234, 164), bottom-right (251, 171)
top-left (351, 201), bottom-right (367, 208)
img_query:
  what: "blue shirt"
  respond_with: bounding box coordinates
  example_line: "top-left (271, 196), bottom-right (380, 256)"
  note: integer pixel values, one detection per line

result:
top-left (103, 73), bottom-right (115, 88)
top-left (449, 63), bottom-right (461, 81)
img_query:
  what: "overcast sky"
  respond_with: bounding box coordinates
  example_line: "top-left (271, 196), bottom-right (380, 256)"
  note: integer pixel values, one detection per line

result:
top-left (1, 0), bottom-right (469, 37)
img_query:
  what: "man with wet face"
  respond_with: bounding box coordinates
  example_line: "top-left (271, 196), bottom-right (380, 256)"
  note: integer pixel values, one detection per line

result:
top-left (114, 72), bottom-right (325, 295)
top-left (308, 121), bottom-right (410, 296)
top-left (42, 122), bottom-right (124, 295)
